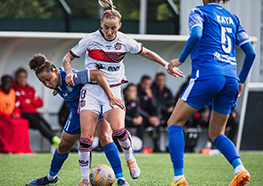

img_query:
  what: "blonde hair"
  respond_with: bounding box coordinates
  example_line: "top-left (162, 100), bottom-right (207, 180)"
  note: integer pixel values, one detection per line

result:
top-left (98, 0), bottom-right (122, 20)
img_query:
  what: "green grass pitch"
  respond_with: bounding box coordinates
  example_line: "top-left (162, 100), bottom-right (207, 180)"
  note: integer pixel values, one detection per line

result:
top-left (0, 152), bottom-right (262, 185)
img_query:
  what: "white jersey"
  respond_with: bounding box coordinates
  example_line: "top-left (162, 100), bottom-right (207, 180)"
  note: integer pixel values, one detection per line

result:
top-left (70, 29), bottom-right (143, 85)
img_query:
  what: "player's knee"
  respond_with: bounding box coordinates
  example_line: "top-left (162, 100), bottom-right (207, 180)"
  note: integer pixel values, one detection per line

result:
top-left (79, 137), bottom-right (93, 152)
top-left (98, 133), bottom-right (112, 146)
top-left (57, 142), bottom-right (70, 154)
top-left (113, 127), bottom-right (129, 142)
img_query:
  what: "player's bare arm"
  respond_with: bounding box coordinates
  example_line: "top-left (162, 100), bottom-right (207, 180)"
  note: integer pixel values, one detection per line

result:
top-left (90, 70), bottom-right (125, 109)
top-left (139, 47), bottom-right (184, 78)
top-left (62, 52), bottom-right (76, 86)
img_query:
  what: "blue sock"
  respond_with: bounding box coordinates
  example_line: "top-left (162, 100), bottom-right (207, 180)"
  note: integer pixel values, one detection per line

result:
top-left (213, 135), bottom-right (242, 169)
top-left (168, 125), bottom-right (184, 176)
top-left (103, 142), bottom-right (123, 179)
top-left (49, 150), bottom-right (69, 176)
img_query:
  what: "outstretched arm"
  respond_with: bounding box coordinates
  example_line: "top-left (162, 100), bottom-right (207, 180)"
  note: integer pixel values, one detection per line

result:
top-left (62, 52), bottom-right (76, 86)
top-left (167, 26), bottom-right (202, 76)
top-left (139, 47), bottom-right (184, 78)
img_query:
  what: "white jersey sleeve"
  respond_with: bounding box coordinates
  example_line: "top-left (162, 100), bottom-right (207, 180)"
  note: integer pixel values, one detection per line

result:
top-left (124, 35), bottom-right (143, 54)
top-left (70, 35), bottom-right (92, 58)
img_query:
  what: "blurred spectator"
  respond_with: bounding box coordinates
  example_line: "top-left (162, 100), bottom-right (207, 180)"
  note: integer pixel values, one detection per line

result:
top-left (12, 67), bottom-right (60, 148)
top-left (0, 75), bottom-right (32, 153)
top-left (226, 108), bottom-right (239, 144)
top-left (123, 83), bottom-right (144, 140)
top-left (58, 100), bottom-right (71, 128)
top-left (151, 72), bottom-right (174, 125)
top-left (137, 75), bottom-right (161, 152)
top-left (187, 105), bottom-right (210, 128)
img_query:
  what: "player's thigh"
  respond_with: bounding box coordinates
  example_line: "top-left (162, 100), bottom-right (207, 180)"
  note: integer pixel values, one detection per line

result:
top-left (167, 98), bottom-right (198, 127)
top-left (209, 110), bottom-right (229, 142)
top-left (58, 130), bottom-right (80, 154)
top-left (103, 108), bottom-right (125, 131)
top-left (102, 86), bottom-right (123, 113)
top-left (212, 77), bottom-right (238, 115)
top-left (96, 118), bottom-right (113, 146)
top-left (63, 108), bottom-right (81, 135)
top-left (80, 110), bottom-right (99, 139)
top-left (79, 84), bottom-right (102, 115)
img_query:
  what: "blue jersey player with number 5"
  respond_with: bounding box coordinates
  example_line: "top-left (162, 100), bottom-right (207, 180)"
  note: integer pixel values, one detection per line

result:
top-left (166, 0), bottom-right (256, 186)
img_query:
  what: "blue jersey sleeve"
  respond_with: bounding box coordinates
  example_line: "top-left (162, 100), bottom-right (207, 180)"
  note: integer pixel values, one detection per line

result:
top-left (238, 42), bottom-right (256, 83)
top-left (235, 15), bottom-right (250, 47)
top-left (188, 7), bottom-right (204, 30)
top-left (179, 26), bottom-right (203, 62)
top-left (178, 7), bottom-right (204, 62)
top-left (73, 69), bottom-right (91, 85)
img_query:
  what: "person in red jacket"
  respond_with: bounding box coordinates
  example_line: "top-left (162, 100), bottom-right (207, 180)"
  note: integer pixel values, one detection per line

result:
top-left (0, 75), bottom-right (32, 153)
top-left (12, 67), bottom-right (60, 148)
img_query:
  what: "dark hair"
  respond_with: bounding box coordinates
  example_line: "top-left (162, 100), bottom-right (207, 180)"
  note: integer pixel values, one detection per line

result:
top-left (155, 72), bottom-right (166, 79)
top-left (1, 75), bottom-right (13, 83)
top-left (123, 83), bottom-right (136, 92)
top-left (14, 67), bottom-right (28, 78)
top-left (140, 75), bottom-right (151, 82)
top-left (99, 0), bottom-right (122, 20)
top-left (28, 54), bottom-right (56, 75)
top-left (123, 83), bottom-right (137, 98)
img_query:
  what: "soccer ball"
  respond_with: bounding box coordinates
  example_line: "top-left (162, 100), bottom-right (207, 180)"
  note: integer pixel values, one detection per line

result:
top-left (90, 164), bottom-right (115, 186)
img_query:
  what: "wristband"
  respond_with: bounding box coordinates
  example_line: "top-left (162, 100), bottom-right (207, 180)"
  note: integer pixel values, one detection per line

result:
top-left (73, 69), bottom-right (90, 85)
top-left (164, 62), bottom-right (169, 70)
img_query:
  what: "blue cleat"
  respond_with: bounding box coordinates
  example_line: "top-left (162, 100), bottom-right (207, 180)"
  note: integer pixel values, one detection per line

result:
top-left (28, 176), bottom-right (58, 185)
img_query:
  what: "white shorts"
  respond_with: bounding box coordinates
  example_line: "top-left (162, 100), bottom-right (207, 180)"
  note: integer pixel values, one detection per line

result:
top-left (79, 84), bottom-right (123, 115)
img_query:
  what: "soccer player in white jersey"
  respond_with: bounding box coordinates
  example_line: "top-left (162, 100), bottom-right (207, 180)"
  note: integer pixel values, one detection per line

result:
top-left (166, 0), bottom-right (256, 186)
top-left (62, 0), bottom-right (183, 186)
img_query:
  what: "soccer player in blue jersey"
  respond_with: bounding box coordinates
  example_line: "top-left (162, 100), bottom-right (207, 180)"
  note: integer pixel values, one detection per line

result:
top-left (27, 54), bottom-right (125, 186)
top-left (166, 0), bottom-right (256, 186)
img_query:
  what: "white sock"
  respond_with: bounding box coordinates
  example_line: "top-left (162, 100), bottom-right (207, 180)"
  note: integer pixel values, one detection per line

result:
top-left (234, 165), bottom-right (245, 175)
top-left (117, 139), bottom-right (134, 161)
top-left (78, 150), bottom-right (91, 181)
top-left (47, 174), bottom-right (57, 181)
top-left (173, 175), bottom-right (183, 183)
top-left (92, 137), bottom-right (99, 149)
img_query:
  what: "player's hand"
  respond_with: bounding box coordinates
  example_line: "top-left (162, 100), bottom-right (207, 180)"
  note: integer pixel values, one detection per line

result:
top-left (65, 73), bottom-right (77, 86)
top-left (167, 59), bottom-right (185, 78)
top-left (109, 97), bottom-right (125, 109)
top-left (238, 83), bottom-right (244, 97)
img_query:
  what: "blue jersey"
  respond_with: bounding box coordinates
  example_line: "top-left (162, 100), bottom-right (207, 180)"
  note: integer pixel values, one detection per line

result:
top-left (188, 3), bottom-right (250, 80)
top-left (54, 67), bottom-right (82, 109)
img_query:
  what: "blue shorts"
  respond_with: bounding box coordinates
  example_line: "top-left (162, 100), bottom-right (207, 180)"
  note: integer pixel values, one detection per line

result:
top-left (63, 108), bottom-right (104, 135)
top-left (180, 76), bottom-right (238, 115)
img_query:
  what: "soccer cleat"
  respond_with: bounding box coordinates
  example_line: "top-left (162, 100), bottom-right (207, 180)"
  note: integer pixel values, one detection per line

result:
top-left (28, 176), bottom-right (58, 185)
top-left (229, 169), bottom-right (250, 186)
top-left (117, 178), bottom-right (129, 186)
top-left (52, 136), bottom-right (61, 148)
top-left (76, 179), bottom-right (89, 186)
top-left (170, 177), bottom-right (188, 186)
top-left (126, 159), bottom-right (140, 179)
